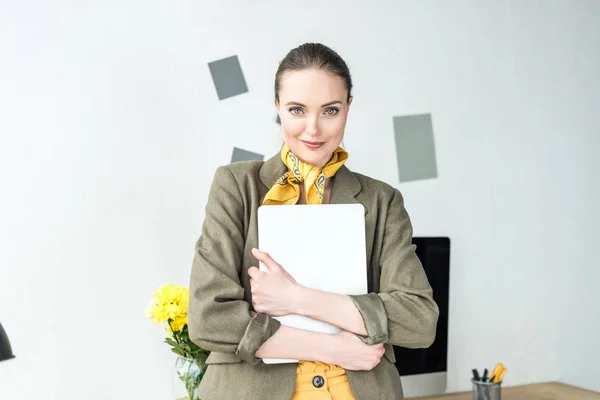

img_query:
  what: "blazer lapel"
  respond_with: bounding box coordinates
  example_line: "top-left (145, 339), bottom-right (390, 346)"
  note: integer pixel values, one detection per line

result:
top-left (259, 152), bottom-right (287, 191)
top-left (328, 165), bottom-right (360, 204)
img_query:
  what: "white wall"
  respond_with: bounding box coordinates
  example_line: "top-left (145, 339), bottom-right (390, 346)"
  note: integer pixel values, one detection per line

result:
top-left (1, 1), bottom-right (598, 399)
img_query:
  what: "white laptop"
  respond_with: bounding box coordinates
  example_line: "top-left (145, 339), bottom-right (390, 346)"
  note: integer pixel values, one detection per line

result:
top-left (256, 203), bottom-right (368, 364)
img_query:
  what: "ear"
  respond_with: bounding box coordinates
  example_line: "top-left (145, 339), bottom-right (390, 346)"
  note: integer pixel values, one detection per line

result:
top-left (347, 95), bottom-right (353, 107)
top-left (274, 97), bottom-right (279, 109)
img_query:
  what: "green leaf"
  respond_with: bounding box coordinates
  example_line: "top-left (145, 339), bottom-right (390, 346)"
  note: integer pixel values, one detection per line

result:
top-left (171, 347), bottom-right (185, 357)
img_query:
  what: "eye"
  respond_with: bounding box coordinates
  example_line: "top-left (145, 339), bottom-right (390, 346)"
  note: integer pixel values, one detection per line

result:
top-left (325, 108), bottom-right (339, 116)
top-left (289, 107), bottom-right (303, 115)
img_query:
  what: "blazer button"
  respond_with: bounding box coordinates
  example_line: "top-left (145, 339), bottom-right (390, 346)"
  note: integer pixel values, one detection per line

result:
top-left (312, 375), bottom-right (325, 388)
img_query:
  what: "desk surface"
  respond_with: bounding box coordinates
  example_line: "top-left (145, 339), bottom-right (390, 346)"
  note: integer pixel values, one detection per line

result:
top-left (408, 382), bottom-right (600, 400)
top-left (178, 382), bottom-right (599, 400)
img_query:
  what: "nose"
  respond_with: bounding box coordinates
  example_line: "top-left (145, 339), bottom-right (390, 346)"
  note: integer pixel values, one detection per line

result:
top-left (305, 115), bottom-right (321, 138)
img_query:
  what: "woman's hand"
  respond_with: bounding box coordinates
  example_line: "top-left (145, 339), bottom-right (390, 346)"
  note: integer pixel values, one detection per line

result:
top-left (248, 248), bottom-right (303, 317)
top-left (327, 331), bottom-right (385, 371)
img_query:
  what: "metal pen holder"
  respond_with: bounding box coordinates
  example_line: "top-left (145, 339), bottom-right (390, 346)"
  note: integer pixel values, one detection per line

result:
top-left (471, 379), bottom-right (501, 400)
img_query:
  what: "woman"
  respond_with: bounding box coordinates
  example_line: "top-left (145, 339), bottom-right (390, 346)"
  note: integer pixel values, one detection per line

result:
top-left (188, 43), bottom-right (439, 400)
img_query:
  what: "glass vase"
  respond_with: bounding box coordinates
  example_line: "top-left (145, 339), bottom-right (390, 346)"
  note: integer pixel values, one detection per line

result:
top-left (173, 355), bottom-right (206, 400)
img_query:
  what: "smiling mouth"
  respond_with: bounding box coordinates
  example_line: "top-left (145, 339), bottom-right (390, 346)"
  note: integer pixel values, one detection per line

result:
top-left (301, 140), bottom-right (325, 149)
top-left (302, 140), bottom-right (324, 145)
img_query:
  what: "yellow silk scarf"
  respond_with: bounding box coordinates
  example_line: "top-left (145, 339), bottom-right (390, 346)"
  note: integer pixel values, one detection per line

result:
top-left (262, 143), bottom-right (348, 205)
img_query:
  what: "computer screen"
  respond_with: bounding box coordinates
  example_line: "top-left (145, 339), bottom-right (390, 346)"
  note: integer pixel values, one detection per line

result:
top-left (394, 236), bottom-right (450, 396)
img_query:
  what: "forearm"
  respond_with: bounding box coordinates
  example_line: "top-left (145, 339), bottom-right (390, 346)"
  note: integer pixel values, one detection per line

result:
top-left (294, 286), bottom-right (368, 336)
top-left (255, 324), bottom-right (335, 362)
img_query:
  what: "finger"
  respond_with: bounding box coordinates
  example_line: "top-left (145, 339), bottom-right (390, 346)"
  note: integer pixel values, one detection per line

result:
top-left (251, 248), bottom-right (281, 272)
top-left (247, 266), bottom-right (263, 280)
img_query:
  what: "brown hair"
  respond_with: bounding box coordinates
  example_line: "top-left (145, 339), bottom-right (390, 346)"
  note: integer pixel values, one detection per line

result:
top-left (274, 43), bottom-right (353, 103)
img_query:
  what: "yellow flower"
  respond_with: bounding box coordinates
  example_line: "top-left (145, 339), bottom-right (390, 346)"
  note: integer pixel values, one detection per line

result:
top-left (146, 284), bottom-right (189, 334)
top-left (169, 315), bottom-right (187, 334)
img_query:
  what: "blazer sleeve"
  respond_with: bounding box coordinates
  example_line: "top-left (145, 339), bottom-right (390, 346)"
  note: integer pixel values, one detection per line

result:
top-left (187, 165), bottom-right (281, 365)
top-left (349, 188), bottom-right (439, 348)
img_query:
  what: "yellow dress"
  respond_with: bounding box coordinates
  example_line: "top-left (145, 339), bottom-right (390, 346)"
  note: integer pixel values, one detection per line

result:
top-left (263, 144), bottom-right (357, 399)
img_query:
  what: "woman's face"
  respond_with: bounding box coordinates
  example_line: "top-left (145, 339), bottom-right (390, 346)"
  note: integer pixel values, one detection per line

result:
top-left (275, 68), bottom-right (352, 168)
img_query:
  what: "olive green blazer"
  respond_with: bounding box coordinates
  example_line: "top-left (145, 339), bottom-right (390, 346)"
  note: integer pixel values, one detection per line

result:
top-left (187, 152), bottom-right (439, 400)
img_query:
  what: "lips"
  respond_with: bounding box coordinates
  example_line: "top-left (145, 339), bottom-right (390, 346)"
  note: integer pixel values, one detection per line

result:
top-left (302, 140), bottom-right (325, 149)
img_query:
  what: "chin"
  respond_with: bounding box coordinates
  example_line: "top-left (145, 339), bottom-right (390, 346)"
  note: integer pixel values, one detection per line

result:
top-left (286, 138), bottom-right (340, 167)
top-left (296, 149), bottom-right (331, 168)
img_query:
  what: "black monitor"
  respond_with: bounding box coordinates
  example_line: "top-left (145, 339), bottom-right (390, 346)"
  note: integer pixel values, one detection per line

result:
top-left (394, 237), bottom-right (450, 396)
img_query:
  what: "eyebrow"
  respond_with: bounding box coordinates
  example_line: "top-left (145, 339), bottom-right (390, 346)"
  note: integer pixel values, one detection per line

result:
top-left (284, 100), bottom-right (343, 107)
